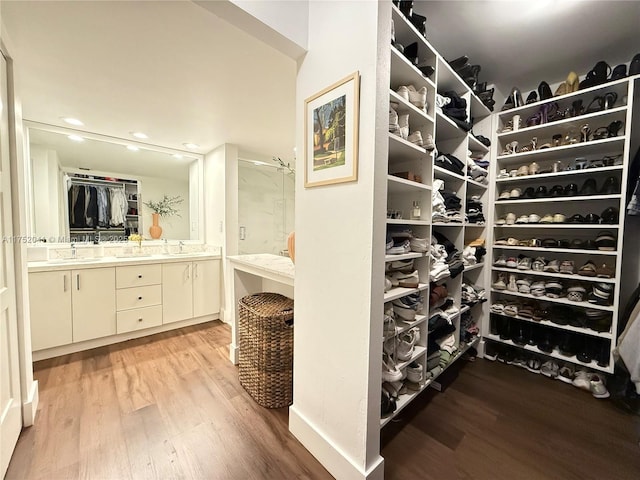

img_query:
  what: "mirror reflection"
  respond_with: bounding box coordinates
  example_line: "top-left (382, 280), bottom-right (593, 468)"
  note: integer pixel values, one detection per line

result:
top-left (27, 124), bottom-right (201, 242)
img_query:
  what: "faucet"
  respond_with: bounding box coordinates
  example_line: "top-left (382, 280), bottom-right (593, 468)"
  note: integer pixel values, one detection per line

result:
top-left (178, 241), bottom-right (184, 254)
top-left (163, 238), bottom-right (169, 254)
top-left (70, 243), bottom-right (77, 259)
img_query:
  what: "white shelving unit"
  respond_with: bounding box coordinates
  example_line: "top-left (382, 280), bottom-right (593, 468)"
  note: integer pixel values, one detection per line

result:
top-left (486, 76), bottom-right (638, 375)
top-left (381, 3), bottom-right (491, 425)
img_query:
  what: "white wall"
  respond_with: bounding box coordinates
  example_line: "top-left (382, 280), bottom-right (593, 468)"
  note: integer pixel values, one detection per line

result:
top-left (139, 175), bottom-right (190, 240)
top-left (290, 2), bottom-right (389, 479)
top-left (30, 145), bottom-right (63, 239)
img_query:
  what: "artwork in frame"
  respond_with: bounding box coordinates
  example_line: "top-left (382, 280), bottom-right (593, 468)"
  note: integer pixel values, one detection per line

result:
top-left (304, 71), bottom-right (360, 188)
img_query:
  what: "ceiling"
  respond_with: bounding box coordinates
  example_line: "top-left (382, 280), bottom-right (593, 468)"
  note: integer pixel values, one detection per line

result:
top-left (2, 0), bottom-right (639, 159)
top-left (29, 128), bottom-right (194, 181)
top-left (420, 1), bottom-right (640, 99)
top-left (1, 0), bottom-right (297, 160)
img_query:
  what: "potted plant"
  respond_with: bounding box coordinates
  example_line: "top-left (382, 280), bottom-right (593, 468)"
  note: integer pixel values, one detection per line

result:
top-left (143, 194), bottom-right (183, 239)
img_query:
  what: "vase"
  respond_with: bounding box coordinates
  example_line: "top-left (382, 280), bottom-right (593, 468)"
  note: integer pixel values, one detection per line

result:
top-left (149, 213), bottom-right (162, 239)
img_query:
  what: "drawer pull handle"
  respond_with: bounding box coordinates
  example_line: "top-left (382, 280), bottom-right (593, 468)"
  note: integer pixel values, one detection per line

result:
top-left (138, 275), bottom-right (143, 278)
top-left (138, 318), bottom-right (143, 322)
top-left (138, 296), bottom-right (143, 300)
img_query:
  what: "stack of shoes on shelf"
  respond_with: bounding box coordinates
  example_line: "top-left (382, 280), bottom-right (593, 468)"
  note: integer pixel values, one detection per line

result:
top-left (460, 310), bottom-right (479, 343)
top-left (392, 293), bottom-right (423, 321)
top-left (434, 151), bottom-right (465, 176)
top-left (466, 195), bottom-right (485, 225)
top-left (395, 85), bottom-right (430, 116)
top-left (430, 238), bottom-right (450, 282)
top-left (447, 55), bottom-right (495, 111)
top-left (385, 258), bottom-right (416, 292)
top-left (440, 90), bottom-right (473, 131)
top-left (386, 227), bottom-right (429, 256)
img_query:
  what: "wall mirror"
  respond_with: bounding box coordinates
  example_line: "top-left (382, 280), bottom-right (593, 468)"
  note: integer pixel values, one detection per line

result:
top-left (25, 122), bottom-right (203, 243)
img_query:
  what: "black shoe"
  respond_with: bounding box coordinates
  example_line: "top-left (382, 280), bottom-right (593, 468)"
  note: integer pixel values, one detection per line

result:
top-left (403, 42), bottom-right (418, 65)
top-left (525, 91), bottom-right (538, 104)
top-left (599, 176), bottom-right (620, 194)
top-left (417, 64), bottom-right (435, 78)
top-left (567, 214), bottom-right (585, 224)
top-left (522, 187), bottom-right (536, 199)
top-left (398, 0), bottom-right (413, 17)
top-left (448, 55), bottom-right (469, 71)
top-left (564, 183), bottom-right (578, 196)
top-left (538, 81), bottom-right (552, 100)
top-left (611, 64), bottom-right (627, 81)
top-left (629, 53), bottom-right (640, 76)
top-left (550, 185), bottom-right (564, 197)
top-left (410, 13), bottom-right (426, 36)
top-left (559, 333), bottom-right (577, 357)
top-left (513, 323), bottom-right (527, 346)
top-left (535, 186), bottom-right (549, 198)
top-left (580, 61), bottom-right (611, 89)
top-left (537, 333), bottom-right (553, 353)
top-left (600, 207), bottom-right (619, 224)
top-left (577, 338), bottom-right (595, 363)
top-left (585, 213), bottom-right (601, 224)
top-left (597, 341), bottom-right (611, 367)
top-left (579, 178), bottom-right (597, 196)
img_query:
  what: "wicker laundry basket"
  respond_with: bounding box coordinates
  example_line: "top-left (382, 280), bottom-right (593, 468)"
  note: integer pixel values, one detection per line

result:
top-left (238, 292), bottom-right (294, 408)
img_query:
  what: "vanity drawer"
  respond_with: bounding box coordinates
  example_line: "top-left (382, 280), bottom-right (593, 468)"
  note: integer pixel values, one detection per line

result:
top-left (116, 285), bottom-right (162, 310)
top-left (117, 305), bottom-right (162, 333)
top-left (116, 264), bottom-right (161, 289)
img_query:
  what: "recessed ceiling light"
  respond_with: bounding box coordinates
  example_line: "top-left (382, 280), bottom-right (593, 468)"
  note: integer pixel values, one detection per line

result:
top-left (67, 134), bottom-right (84, 142)
top-left (131, 131), bottom-right (148, 139)
top-left (172, 154), bottom-right (184, 159)
top-left (61, 117), bottom-right (84, 126)
top-left (183, 142), bottom-right (199, 150)
top-left (126, 145), bottom-right (139, 151)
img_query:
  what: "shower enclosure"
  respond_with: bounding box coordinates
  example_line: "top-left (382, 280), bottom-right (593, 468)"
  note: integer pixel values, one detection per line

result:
top-left (237, 158), bottom-right (294, 255)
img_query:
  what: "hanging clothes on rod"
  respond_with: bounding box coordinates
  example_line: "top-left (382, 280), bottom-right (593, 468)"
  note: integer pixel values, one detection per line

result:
top-left (68, 179), bottom-right (129, 228)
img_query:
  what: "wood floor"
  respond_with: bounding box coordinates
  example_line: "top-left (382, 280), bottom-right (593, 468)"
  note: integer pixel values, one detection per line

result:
top-left (7, 322), bottom-right (640, 480)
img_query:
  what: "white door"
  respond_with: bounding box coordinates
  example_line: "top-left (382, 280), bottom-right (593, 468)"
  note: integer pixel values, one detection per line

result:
top-left (71, 267), bottom-right (116, 342)
top-left (193, 259), bottom-right (221, 317)
top-left (162, 262), bottom-right (193, 324)
top-left (29, 270), bottom-right (72, 350)
top-left (0, 51), bottom-right (22, 477)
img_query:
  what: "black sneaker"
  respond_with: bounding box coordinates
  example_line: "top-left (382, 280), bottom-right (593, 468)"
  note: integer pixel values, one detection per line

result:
top-left (599, 176), bottom-right (620, 194)
top-left (579, 178), bottom-right (598, 196)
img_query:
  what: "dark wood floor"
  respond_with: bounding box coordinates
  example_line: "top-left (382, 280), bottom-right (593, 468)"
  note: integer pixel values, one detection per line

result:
top-left (7, 322), bottom-right (640, 479)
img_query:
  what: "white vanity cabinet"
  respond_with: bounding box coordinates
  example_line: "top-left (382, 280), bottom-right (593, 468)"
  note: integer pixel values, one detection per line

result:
top-left (71, 267), bottom-right (116, 342)
top-left (28, 267), bottom-right (116, 348)
top-left (28, 270), bottom-right (72, 350)
top-left (116, 264), bottom-right (163, 333)
top-left (162, 259), bottom-right (221, 324)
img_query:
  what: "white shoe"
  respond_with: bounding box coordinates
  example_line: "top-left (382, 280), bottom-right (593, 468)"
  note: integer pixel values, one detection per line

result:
top-left (389, 270), bottom-right (419, 288)
top-left (382, 353), bottom-right (403, 382)
top-left (572, 370), bottom-right (593, 391)
top-left (407, 85), bottom-right (427, 109)
top-left (392, 302), bottom-right (416, 321)
top-left (398, 113), bottom-right (410, 140)
top-left (410, 237), bottom-right (428, 252)
top-left (396, 85), bottom-right (409, 101)
top-left (406, 361), bottom-right (423, 383)
top-left (590, 374), bottom-right (610, 399)
top-left (407, 131), bottom-right (424, 146)
top-left (389, 106), bottom-right (401, 136)
top-left (397, 329), bottom-right (418, 361)
top-left (423, 133), bottom-right (435, 151)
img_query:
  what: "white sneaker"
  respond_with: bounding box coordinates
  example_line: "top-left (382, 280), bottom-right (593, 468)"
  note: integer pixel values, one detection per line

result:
top-left (389, 270), bottom-right (419, 288)
top-left (406, 361), bottom-right (423, 383)
top-left (423, 133), bottom-right (435, 151)
top-left (590, 374), bottom-right (610, 399)
top-left (507, 274), bottom-right (518, 292)
top-left (392, 302), bottom-right (416, 321)
top-left (407, 85), bottom-right (427, 109)
top-left (572, 370), bottom-right (593, 391)
top-left (407, 131), bottom-right (424, 146)
top-left (382, 353), bottom-right (403, 382)
top-left (398, 113), bottom-right (410, 140)
top-left (410, 237), bottom-right (428, 252)
top-left (396, 85), bottom-right (409, 101)
top-left (397, 329), bottom-right (418, 361)
top-left (389, 106), bottom-right (401, 136)
top-left (384, 276), bottom-right (392, 292)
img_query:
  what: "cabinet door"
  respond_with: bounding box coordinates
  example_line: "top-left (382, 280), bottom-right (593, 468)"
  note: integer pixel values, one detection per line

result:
top-left (28, 271), bottom-right (72, 350)
top-left (72, 267), bottom-right (116, 342)
top-left (193, 259), bottom-right (221, 317)
top-left (162, 262), bottom-right (193, 324)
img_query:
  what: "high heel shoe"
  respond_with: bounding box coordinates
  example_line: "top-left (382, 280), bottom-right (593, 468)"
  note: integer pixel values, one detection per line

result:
top-left (603, 91), bottom-right (617, 109)
top-left (580, 124), bottom-right (592, 143)
top-left (525, 91), bottom-right (537, 104)
top-left (579, 61), bottom-right (611, 89)
top-left (610, 64), bottom-right (627, 81)
top-left (566, 71), bottom-right (579, 92)
top-left (607, 120), bottom-right (623, 137)
top-left (570, 100), bottom-right (584, 117)
top-left (511, 87), bottom-right (523, 108)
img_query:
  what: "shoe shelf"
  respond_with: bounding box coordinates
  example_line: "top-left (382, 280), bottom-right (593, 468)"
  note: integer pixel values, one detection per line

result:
top-left (435, 111), bottom-right (466, 140)
top-left (495, 165), bottom-right (624, 183)
top-left (385, 252), bottom-right (425, 262)
top-left (432, 222), bottom-right (463, 227)
top-left (388, 132), bottom-right (428, 159)
top-left (387, 175), bottom-right (432, 193)
top-left (384, 283), bottom-right (429, 303)
top-left (387, 218), bottom-right (430, 226)
top-left (497, 77), bottom-right (632, 120)
top-left (490, 312), bottom-right (613, 340)
top-left (390, 46), bottom-right (436, 93)
top-left (495, 136), bottom-right (625, 165)
top-left (394, 315), bottom-right (427, 336)
top-left (468, 134), bottom-right (490, 153)
top-left (491, 289), bottom-right (614, 312)
top-left (491, 266), bottom-right (616, 284)
top-left (395, 345), bottom-right (427, 371)
top-left (497, 106), bottom-right (627, 140)
top-left (390, 89), bottom-right (435, 126)
top-left (380, 336), bottom-right (480, 428)
top-left (464, 223), bottom-right (486, 227)
top-left (390, 4), bottom-right (438, 71)
top-left (484, 334), bottom-right (610, 373)
top-left (492, 245), bottom-right (617, 256)
top-left (495, 194), bottom-right (621, 205)
top-left (494, 224), bottom-right (619, 229)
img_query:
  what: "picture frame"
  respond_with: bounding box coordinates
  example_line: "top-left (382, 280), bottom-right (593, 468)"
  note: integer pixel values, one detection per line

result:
top-left (304, 71), bottom-right (360, 188)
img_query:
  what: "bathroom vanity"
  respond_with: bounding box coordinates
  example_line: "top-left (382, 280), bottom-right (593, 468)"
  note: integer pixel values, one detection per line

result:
top-left (28, 252), bottom-right (221, 360)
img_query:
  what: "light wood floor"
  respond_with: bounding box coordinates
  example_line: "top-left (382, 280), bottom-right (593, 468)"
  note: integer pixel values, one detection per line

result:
top-left (7, 322), bottom-right (640, 479)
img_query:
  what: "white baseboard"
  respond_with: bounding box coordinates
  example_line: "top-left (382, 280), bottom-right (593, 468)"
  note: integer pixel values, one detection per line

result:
top-left (229, 342), bottom-right (238, 365)
top-left (22, 380), bottom-right (39, 426)
top-left (289, 406), bottom-right (384, 480)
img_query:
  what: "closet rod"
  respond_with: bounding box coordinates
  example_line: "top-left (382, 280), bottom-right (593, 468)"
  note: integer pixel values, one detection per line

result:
top-left (68, 177), bottom-right (131, 187)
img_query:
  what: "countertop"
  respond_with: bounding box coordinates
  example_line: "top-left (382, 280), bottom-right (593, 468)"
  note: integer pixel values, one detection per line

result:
top-left (28, 252), bottom-right (221, 272)
top-left (227, 253), bottom-right (294, 280)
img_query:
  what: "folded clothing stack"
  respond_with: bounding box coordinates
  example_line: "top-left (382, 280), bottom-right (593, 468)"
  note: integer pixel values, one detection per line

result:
top-left (430, 237), bottom-right (450, 282)
top-left (467, 156), bottom-right (488, 184)
top-left (466, 195), bottom-right (485, 224)
top-left (435, 152), bottom-right (465, 176)
top-left (433, 231), bottom-right (464, 278)
top-left (461, 280), bottom-right (486, 306)
top-left (441, 90), bottom-right (473, 132)
top-left (460, 310), bottom-right (479, 343)
top-left (442, 189), bottom-right (463, 223)
top-left (432, 179), bottom-right (448, 223)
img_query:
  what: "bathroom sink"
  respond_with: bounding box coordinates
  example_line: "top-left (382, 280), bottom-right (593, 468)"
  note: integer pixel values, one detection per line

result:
top-left (47, 257), bottom-right (98, 264)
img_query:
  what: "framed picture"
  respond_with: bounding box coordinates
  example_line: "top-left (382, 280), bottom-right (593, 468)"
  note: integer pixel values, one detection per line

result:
top-left (304, 71), bottom-right (360, 188)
